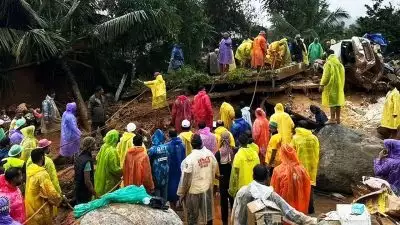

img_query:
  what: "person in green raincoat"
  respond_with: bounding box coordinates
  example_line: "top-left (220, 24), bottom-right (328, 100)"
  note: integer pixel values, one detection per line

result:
top-left (308, 38), bottom-right (324, 65)
top-left (235, 39), bottom-right (253, 67)
top-left (319, 49), bottom-right (345, 124)
top-left (94, 130), bottom-right (122, 196)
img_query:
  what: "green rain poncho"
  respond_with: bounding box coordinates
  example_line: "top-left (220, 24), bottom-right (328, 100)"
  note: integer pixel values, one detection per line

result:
top-left (320, 54), bottom-right (345, 107)
top-left (308, 39), bottom-right (324, 64)
top-left (94, 130), bottom-right (122, 196)
top-left (20, 125), bottom-right (38, 161)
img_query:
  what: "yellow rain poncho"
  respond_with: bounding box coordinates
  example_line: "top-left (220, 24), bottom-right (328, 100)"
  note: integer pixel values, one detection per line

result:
top-left (229, 50), bottom-right (236, 71)
top-left (266, 38), bottom-right (291, 69)
top-left (2, 157), bottom-right (25, 171)
top-left (116, 132), bottom-right (135, 167)
top-left (20, 126), bottom-right (38, 161)
top-left (270, 103), bottom-right (294, 144)
top-left (179, 131), bottom-right (193, 156)
top-left (291, 128), bottom-right (320, 186)
top-left (27, 156), bottom-right (61, 193)
top-left (25, 163), bottom-right (61, 225)
top-left (214, 126), bottom-right (235, 149)
top-left (320, 54), bottom-right (345, 107)
top-left (235, 39), bottom-right (253, 65)
top-left (144, 74), bottom-right (168, 109)
top-left (265, 133), bottom-right (282, 167)
top-left (381, 88), bottom-right (400, 129)
top-left (94, 130), bottom-right (122, 196)
top-left (228, 146), bottom-right (260, 197)
top-left (219, 102), bottom-right (235, 130)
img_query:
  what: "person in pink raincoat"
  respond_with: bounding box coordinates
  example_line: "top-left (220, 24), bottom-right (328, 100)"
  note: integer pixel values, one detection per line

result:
top-left (0, 167), bottom-right (25, 223)
top-left (171, 93), bottom-right (192, 133)
top-left (197, 121), bottom-right (217, 153)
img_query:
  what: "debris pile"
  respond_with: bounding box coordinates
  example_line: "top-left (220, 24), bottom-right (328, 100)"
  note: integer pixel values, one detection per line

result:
top-left (344, 97), bottom-right (385, 132)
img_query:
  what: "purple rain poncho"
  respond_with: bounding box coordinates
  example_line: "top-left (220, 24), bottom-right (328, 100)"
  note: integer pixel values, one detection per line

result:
top-left (374, 139), bottom-right (400, 194)
top-left (219, 37), bottom-right (233, 65)
top-left (60, 103), bottom-right (81, 157)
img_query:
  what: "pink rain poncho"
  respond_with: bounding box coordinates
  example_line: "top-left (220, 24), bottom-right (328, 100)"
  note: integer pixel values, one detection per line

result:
top-left (171, 95), bottom-right (192, 133)
top-left (0, 175), bottom-right (25, 223)
top-left (60, 103), bottom-right (81, 157)
top-left (198, 127), bottom-right (217, 153)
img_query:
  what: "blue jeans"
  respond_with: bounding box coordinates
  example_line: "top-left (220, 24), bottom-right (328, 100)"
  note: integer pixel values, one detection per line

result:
top-left (154, 184), bottom-right (168, 200)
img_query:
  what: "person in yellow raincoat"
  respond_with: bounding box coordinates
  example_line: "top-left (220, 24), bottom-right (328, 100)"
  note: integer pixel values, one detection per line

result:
top-left (270, 103), bottom-right (294, 144)
top-left (142, 72), bottom-right (168, 109)
top-left (116, 122), bottom-right (136, 167)
top-left (94, 130), bottom-right (122, 196)
top-left (219, 102), bottom-right (235, 131)
top-left (178, 120), bottom-right (194, 156)
top-left (266, 38), bottom-right (291, 69)
top-left (319, 50), bottom-right (345, 124)
top-left (291, 122), bottom-right (320, 213)
top-left (266, 121), bottom-right (282, 168)
top-left (20, 125), bottom-right (38, 161)
top-left (379, 82), bottom-right (400, 138)
top-left (25, 148), bottom-right (61, 225)
top-left (228, 134), bottom-right (260, 197)
top-left (214, 120), bottom-right (235, 149)
top-left (235, 39), bottom-right (253, 67)
top-left (2, 145), bottom-right (25, 171)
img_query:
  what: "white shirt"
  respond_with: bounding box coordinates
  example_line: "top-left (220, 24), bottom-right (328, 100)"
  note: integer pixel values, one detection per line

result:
top-left (182, 147), bottom-right (217, 194)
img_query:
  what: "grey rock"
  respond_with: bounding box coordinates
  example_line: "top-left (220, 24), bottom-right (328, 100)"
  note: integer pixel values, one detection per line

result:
top-left (316, 125), bottom-right (384, 194)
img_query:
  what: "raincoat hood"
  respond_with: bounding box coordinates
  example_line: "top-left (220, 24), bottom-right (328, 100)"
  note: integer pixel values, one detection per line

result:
top-left (170, 136), bottom-right (183, 145)
top-left (103, 130), bottom-right (120, 147)
top-left (327, 54), bottom-right (341, 65)
top-left (155, 74), bottom-right (164, 82)
top-left (280, 144), bottom-right (300, 165)
top-left (198, 127), bottom-right (211, 135)
top-left (384, 139), bottom-right (400, 159)
top-left (152, 129), bottom-right (165, 146)
top-left (255, 108), bottom-right (266, 118)
top-left (177, 95), bottom-right (188, 103)
top-left (274, 103), bottom-right (284, 113)
top-left (197, 90), bottom-right (207, 97)
top-left (26, 163), bottom-right (46, 178)
top-left (21, 125), bottom-right (35, 138)
top-left (121, 132), bottom-right (135, 142)
top-left (295, 127), bottom-right (313, 136)
top-left (66, 102), bottom-right (77, 114)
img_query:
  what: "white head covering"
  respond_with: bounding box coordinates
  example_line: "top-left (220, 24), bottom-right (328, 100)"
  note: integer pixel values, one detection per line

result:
top-left (181, 120), bottom-right (190, 128)
top-left (0, 119), bottom-right (4, 126)
top-left (126, 123), bottom-right (137, 133)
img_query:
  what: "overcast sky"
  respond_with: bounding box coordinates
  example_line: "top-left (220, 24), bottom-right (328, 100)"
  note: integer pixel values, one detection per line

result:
top-left (252, 0), bottom-right (400, 26)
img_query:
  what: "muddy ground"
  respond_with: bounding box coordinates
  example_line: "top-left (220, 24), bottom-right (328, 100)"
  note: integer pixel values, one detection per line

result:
top-left (48, 89), bottom-right (388, 224)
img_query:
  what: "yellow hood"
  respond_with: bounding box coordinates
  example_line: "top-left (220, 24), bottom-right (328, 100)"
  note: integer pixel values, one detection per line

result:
top-left (120, 132), bottom-right (135, 142)
top-left (21, 125), bottom-right (35, 138)
top-left (26, 163), bottom-right (46, 177)
top-left (274, 103), bottom-right (284, 113)
top-left (215, 126), bottom-right (228, 136)
top-left (180, 131), bottom-right (193, 142)
top-left (295, 127), bottom-right (312, 136)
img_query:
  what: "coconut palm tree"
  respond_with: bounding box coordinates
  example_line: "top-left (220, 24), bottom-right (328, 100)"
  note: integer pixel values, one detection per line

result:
top-left (0, 0), bottom-right (178, 130)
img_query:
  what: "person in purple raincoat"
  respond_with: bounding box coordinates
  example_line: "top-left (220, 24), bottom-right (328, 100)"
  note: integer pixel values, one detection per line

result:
top-left (60, 103), bottom-right (81, 157)
top-left (374, 139), bottom-right (400, 195)
top-left (0, 196), bottom-right (21, 225)
top-left (219, 32), bottom-right (233, 74)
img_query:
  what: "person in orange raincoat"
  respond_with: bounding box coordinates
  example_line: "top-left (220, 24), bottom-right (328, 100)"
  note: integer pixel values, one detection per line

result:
top-left (252, 108), bottom-right (270, 163)
top-left (271, 144), bottom-right (311, 214)
top-left (171, 93), bottom-right (192, 133)
top-left (251, 31), bottom-right (267, 72)
top-left (192, 87), bottom-right (213, 128)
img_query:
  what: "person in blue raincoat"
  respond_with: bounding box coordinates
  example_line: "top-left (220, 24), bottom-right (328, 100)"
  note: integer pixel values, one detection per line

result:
top-left (165, 128), bottom-right (185, 209)
top-left (60, 103), bottom-right (81, 157)
top-left (168, 44), bottom-right (184, 72)
top-left (148, 129), bottom-right (170, 199)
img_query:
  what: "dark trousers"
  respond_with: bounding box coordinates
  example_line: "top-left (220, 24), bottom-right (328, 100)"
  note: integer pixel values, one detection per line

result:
top-left (309, 186), bottom-right (315, 214)
top-left (219, 164), bottom-right (233, 224)
top-left (91, 121), bottom-right (106, 137)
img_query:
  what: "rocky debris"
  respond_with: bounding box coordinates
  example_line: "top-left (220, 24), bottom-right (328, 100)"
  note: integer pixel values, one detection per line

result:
top-left (79, 203), bottom-right (183, 225)
top-left (317, 125), bottom-right (385, 194)
top-left (58, 166), bottom-right (75, 200)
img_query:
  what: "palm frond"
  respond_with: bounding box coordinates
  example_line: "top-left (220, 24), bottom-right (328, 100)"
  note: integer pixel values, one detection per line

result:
top-left (0, 28), bottom-right (21, 54)
top-left (19, 0), bottom-right (48, 28)
top-left (270, 13), bottom-right (299, 37)
top-left (322, 7), bottom-right (350, 28)
top-left (14, 29), bottom-right (66, 64)
top-left (61, 0), bottom-right (81, 31)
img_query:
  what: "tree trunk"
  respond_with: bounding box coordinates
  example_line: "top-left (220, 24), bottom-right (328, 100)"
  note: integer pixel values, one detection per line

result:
top-left (61, 60), bottom-right (90, 132)
top-left (114, 73), bottom-right (128, 102)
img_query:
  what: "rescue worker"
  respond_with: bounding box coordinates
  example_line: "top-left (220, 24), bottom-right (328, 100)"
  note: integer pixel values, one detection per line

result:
top-left (214, 120), bottom-right (235, 149)
top-left (231, 165), bottom-right (318, 225)
top-left (198, 121), bottom-right (217, 153)
top-left (379, 82), bottom-right (400, 138)
top-left (94, 130), bottom-right (122, 196)
top-left (219, 101), bottom-right (235, 131)
top-left (310, 105), bottom-right (328, 131)
top-left (291, 122), bottom-right (320, 213)
top-left (141, 72), bottom-right (168, 109)
top-left (19, 126), bottom-right (38, 161)
top-left (123, 135), bottom-right (154, 193)
top-left (219, 32), bottom-right (233, 74)
top-left (266, 121), bottom-right (282, 169)
top-left (266, 38), bottom-right (291, 69)
top-left (271, 145), bottom-right (311, 214)
top-left (179, 120), bottom-right (194, 156)
top-left (207, 49), bottom-right (220, 76)
top-left (0, 196), bottom-right (22, 225)
top-left (0, 167), bottom-right (25, 223)
top-left (319, 49), bottom-right (345, 124)
top-left (171, 92), bottom-right (192, 133)
top-left (235, 38), bottom-right (253, 67)
top-left (192, 87), bottom-right (213, 128)
top-left (2, 145), bottom-right (25, 171)
top-left (88, 86), bottom-right (107, 136)
top-left (116, 122), bottom-right (136, 167)
top-left (231, 108), bottom-right (251, 143)
top-left (177, 134), bottom-right (217, 225)
top-left (374, 139), bottom-right (400, 195)
top-left (60, 102), bottom-right (81, 157)
top-left (270, 103), bottom-right (294, 144)
top-left (252, 108), bottom-right (270, 164)
top-left (25, 148), bottom-right (61, 225)
top-left (308, 38), bottom-right (324, 65)
top-left (251, 31), bottom-right (267, 72)
top-left (239, 101), bottom-right (252, 129)
top-left (228, 134), bottom-right (260, 197)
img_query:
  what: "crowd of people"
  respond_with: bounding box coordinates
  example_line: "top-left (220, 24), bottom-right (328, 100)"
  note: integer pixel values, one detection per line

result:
top-left (0, 31), bottom-right (399, 225)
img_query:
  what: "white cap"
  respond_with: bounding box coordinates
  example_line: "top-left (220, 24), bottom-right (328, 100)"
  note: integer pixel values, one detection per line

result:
top-left (213, 121), bottom-right (217, 128)
top-left (181, 120), bottom-right (190, 128)
top-left (0, 119), bottom-right (3, 126)
top-left (126, 123), bottom-right (137, 132)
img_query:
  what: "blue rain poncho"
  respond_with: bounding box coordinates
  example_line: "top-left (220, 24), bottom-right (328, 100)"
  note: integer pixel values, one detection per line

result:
top-left (60, 103), bottom-right (81, 157)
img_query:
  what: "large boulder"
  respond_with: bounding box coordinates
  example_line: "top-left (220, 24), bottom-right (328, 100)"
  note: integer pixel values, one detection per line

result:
top-left (79, 203), bottom-right (183, 225)
top-left (317, 125), bottom-right (384, 194)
